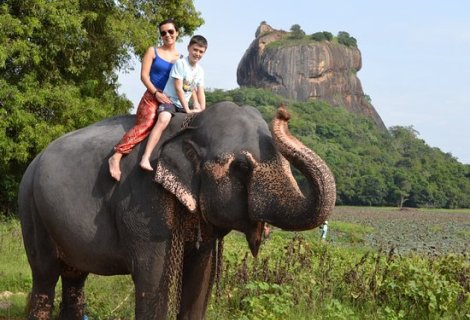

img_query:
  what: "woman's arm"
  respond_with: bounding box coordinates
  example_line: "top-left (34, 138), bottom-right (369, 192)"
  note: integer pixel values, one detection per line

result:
top-left (140, 47), bottom-right (171, 104)
top-left (140, 47), bottom-right (157, 92)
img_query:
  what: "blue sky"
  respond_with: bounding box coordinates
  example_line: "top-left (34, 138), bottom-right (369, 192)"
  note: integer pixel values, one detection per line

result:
top-left (119, 0), bottom-right (470, 164)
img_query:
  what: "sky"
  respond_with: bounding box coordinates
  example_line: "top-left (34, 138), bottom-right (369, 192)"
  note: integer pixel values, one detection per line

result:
top-left (118, 0), bottom-right (470, 164)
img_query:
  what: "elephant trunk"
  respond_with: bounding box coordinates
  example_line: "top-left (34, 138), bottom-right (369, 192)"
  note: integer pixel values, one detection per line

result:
top-left (248, 105), bottom-right (336, 231)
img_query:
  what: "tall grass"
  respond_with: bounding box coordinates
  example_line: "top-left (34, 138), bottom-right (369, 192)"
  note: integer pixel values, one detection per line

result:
top-left (1, 218), bottom-right (468, 319)
top-left (208, 231), bottom-right (469, 319)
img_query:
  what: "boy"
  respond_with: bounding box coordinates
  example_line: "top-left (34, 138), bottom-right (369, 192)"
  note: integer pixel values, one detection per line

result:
top-left (140, 35), bottom-right (208, 171)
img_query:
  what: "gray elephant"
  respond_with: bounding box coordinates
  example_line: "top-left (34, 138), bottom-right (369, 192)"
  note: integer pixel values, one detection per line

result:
top-left (18, 101), bottom-right (336, 319)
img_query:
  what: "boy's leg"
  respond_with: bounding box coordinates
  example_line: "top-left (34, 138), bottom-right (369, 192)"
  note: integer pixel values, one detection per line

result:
top-left (140, 110), bottom-right (172, 171)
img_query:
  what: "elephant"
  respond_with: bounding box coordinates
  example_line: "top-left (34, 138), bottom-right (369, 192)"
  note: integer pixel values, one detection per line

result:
top-left (18, 101), bottom-right (336, 319)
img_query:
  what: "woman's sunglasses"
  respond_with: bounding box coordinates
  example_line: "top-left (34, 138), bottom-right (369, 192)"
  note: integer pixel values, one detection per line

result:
top-left (160, 29), bottom-right (175, 37)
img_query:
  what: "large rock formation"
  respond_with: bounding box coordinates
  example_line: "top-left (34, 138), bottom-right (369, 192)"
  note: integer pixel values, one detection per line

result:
top-left (237, 22), bottom-right (386, 130)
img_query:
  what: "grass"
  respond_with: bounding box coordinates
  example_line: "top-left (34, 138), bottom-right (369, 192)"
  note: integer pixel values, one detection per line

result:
top-left (329, 221), bottom-right (374, 244)
top-left (0, 218), bottom-right (31, 293)
top-left (1, 209), bottom-right (469, 319)
top-left (0, 218), bottom-right (30, 319)
top-left (418, 207), bottom-right (470, 214)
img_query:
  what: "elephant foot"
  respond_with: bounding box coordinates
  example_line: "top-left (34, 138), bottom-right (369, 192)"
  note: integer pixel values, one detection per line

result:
top-left (108, 154), bottom-right (122, 181)
top-left (139, 158), bottom-right (154, 171)
top-left (28, 293), bottom-right (54, 320)
top-left (58, 304), bottom-right (85, 320)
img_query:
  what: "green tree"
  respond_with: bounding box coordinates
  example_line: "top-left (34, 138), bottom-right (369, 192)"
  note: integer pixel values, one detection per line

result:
top-left (392, 170), bottom-right (413, 207)
top-left (289, 24), bottom-right (305, 39)
top-left (337, 31), bottom-right (357, 48)
top-left (0, 0), bottom-right (203, 214)
top-left (310, 31), bottom-right (333, 42)
top-left (310, 32), bottom-right (326, 41)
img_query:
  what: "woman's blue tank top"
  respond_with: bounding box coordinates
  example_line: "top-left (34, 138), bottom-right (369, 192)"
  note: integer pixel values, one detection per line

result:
top-left (149, 47), bottom-right (174, 91)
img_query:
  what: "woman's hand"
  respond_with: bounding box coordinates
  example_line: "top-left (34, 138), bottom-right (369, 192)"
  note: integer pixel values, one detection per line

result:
top-left (155, 91), bottom-right (172, 104)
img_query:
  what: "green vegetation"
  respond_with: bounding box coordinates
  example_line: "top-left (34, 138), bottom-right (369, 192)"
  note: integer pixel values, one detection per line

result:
top-left (289, 24), bottom-right (306, 39)
top-left (337, 31), bottom-right (358, 47)
top-left (311, 31), bottom-right (334, 42)
top-left (266, 25), bottom-right (357, 49)
top-left (206, 88), bottom-right (470, 208)
top-left (329, 221), bottom-right (374, 244)
top-left (0, 0), bottom-right (203, 215)
top-left (1, 215), bottom-right (468, 319)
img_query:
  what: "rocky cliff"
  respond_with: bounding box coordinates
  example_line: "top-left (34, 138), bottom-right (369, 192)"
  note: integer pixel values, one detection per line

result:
top-left (237, 22), bottom-right (386, 130)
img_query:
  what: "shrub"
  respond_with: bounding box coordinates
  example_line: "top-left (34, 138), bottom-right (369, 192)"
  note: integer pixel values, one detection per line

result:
top-left (337, 31), bottom-right (358, 48)
top-left (290, 24), bottom-right (306, 39)
top-left (311, 32), bottom-right (327, 41)
top-left (311, 31), bottom-right (333, 42)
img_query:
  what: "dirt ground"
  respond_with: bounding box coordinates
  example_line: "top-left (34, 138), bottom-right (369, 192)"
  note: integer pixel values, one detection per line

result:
top-left (329, 206), bottom-right (470, 255)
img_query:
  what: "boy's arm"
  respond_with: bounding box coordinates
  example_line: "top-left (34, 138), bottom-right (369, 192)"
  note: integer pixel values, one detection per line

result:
top-left (196, 86), bottom-right (206, 110)
top-left (174, 78), bottom-right (192, 113)
top-left (191, 91), bottom-right (201, 110)
top-left (194, 67), bottom-right (205, 110)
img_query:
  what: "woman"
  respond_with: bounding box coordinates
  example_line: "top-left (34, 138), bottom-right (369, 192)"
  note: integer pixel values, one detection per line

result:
top-left (109, 19), bottom-right (181, 181)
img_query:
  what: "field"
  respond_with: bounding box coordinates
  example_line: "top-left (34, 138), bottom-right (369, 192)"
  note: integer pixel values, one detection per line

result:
top-left (1, 206), bottom-right (469, 319)
top-left (331, 206), bottom-right (470, 255)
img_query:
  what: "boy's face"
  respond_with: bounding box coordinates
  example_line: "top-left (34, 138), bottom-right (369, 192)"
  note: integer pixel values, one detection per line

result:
top-left (187, 44), bottom-right (206, 65)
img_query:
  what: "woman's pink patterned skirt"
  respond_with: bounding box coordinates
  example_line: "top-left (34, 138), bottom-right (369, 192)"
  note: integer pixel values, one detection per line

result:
top-left (114, 90), bottom-right (159, 154)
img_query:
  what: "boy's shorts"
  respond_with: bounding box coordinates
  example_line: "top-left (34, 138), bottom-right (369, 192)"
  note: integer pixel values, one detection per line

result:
top-left (157, 103), bottom-right (185, 116)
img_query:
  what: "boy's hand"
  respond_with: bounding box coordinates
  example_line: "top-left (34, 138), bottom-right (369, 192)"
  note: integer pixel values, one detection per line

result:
top-left (192, 103), bottom-right (203, 112)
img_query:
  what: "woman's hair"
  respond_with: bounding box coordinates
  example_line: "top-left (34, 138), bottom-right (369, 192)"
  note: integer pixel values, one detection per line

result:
top-left (158, 18), bottom-right (178, 32)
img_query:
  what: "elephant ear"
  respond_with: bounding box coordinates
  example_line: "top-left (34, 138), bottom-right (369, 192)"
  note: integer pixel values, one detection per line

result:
top-left (154, 131), bottom-right (201, 214)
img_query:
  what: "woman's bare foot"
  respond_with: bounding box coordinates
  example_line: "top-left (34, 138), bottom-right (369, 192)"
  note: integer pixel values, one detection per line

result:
top-left (108, 153), bottom-right (122, 181)
top-left (139, 158), bottom-right (154, 171)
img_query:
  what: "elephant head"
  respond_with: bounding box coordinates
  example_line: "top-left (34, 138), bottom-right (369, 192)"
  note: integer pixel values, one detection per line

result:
top-left (155, 101), bottom-right (336, 256)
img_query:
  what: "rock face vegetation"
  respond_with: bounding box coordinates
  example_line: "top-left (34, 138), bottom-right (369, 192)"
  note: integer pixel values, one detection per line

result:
top-left (237, 22), bottom-right (386, 130)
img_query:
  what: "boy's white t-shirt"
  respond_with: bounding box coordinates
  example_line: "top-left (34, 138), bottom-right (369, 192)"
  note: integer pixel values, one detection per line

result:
top-left (163, 57), bottom-right (204, 109)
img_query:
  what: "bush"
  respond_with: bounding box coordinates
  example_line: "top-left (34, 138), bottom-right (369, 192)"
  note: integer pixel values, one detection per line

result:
top-left (290, 24), bottom-right (306, 39)
top-left (337, 31), bottom-right (358, 48)
top-left (311, 31), bottom-right (333, 42)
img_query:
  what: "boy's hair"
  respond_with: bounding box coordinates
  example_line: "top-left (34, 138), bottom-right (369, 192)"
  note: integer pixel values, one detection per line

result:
top-left (189, 35), bottom-right (208, 49)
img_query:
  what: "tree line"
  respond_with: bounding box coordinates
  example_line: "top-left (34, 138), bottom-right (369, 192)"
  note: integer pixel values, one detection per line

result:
top-left (206, 88), bottom-right (470, 209)
top-left (289, 24), bottom-right (358, 47)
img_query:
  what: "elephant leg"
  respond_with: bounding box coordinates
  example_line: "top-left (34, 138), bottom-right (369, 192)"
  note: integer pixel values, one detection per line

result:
top-left (22, 209), bottom-right (61, 319)
top-left (177, 240), bottom-right (217, 320)
top-left (58, 266), bottom-right (88, 320)
top-left (28, 271), bottom-right (60, 320)
top-left (132, 241), bottom-right (170, 319)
